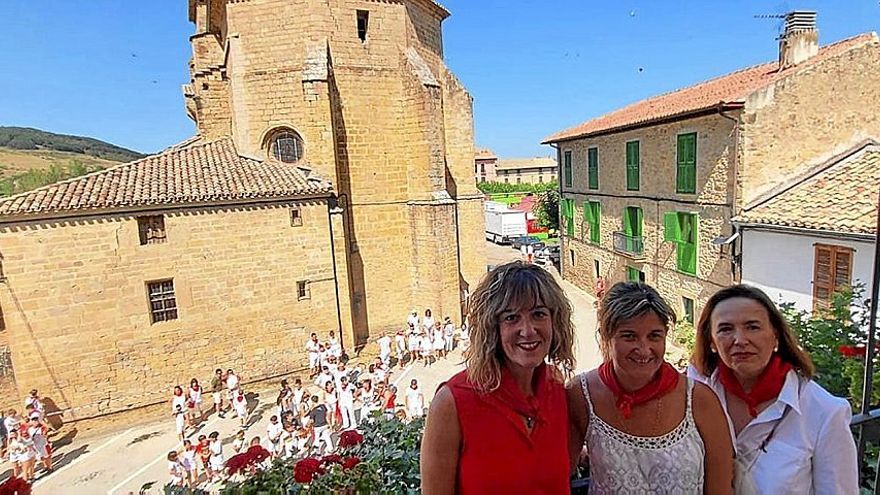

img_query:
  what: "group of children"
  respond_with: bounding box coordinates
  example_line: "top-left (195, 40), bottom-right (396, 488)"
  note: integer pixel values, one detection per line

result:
top-left (3, 390), bottom-right (54, 482)
top-left (171, 369), bottom-right (251, 443)
top-left (400, 309), bottom-right (465, 367)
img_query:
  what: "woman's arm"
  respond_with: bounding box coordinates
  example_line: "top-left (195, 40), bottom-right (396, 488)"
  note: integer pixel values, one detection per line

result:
top-left (565, 375), bottom-right (589, 475)
top-left (420, 385), bottom-right (460, 495)
top-left (812, 401), bottom-right (858, 494)
top-left (692, 382), bottom-right (734, 495)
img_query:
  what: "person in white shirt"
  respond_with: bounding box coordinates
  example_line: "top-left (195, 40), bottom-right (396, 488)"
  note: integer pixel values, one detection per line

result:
top-left (188, 378), bottom-right (204, 423)
top-left (337, 376), bottom-right (357, 429)
top-left (232, 391), bottom-right (249, 428)
top-left (394, 328), bottom-right (407, 367)
top-left (266, 415), bottom-right (284, 457)
top-left (167, 450), bottom-right (186, 488)
top-left (432, 321), bottom-right (445, 359)
top-left (443, 317), bottom-right (455, 354)
top-left (24, 390), bottom-right (44, 421)
top-left (408, 323), bottom-right (421, 363)
top-left (173, 404), bottom-right (187, 442)
top-left (315, 367), bottom-right (334, 390)
top-left (422, 309), bottom-right (435, 336)
top-left (689, 284), bottom-right (858, 494)
top-left (420, 332), bottom-right (434, 367)
top-left (405, 379), bottom-right (424, 419)
top-left (407, 310), bottom-right (419, 330)
top-left (225, 369), bottom-right (240, 404)
top-left (322, 381), bottom-right (339, 430)
top-left (291, 378), bottom-right (306, 417)
top-left (306, 333), bottom-right (321, 377)
top-left (378, 334), bottom-right (392, 368)
top-left (328, 331), bottom-right (342, 358)
top-left (357, 379), bottom-right (379, 423)
top-left (208, 431), bottom-right (224, 478)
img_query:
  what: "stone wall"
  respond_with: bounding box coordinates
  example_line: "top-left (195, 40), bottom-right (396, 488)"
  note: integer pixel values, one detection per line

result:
top-left (740, 38), bottom-right (880, 204)
top-left (0, 200), bottom-right (340, 420)
top-left (558, 113), bottom-right (737, 319)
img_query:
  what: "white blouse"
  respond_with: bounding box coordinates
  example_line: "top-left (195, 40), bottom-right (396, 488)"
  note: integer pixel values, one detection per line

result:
top-left (690, 368), bottom-right (858, 494)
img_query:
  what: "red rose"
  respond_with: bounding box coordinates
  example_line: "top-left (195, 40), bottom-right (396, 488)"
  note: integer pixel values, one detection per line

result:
top-left (338, 429), bottom-right (364, 448)
top-left (0, 476), bottom-right (32, 495)
top-left (342, 456), bottom-right (361, 470)
top-left (294, 457), bottom-right (324, 484)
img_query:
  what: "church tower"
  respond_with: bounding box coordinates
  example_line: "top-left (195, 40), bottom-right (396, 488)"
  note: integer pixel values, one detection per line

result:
top-left (185, 0), bottom-right (486, 346)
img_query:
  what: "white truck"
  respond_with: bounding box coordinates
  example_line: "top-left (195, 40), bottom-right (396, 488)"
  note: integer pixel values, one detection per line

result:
top-left (485, 202), bottom-right (527, 244)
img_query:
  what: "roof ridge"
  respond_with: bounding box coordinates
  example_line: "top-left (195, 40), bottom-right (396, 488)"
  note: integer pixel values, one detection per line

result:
top-left (743, 137), bottom-right (880, 212)
top-left (0, 137), bottom-right (236, 207)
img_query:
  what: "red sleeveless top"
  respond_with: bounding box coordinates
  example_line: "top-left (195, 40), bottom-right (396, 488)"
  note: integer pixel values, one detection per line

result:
top-left (445, 364), bottom-right (570, 494)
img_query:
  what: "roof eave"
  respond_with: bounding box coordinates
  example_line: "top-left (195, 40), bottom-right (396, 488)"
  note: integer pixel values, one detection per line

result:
top-left (0, 191), bottom-right (334, 226)
top-left (542, 102), bottom-right (745, 145)
top-left (732, 220), bottom-right (876, 241)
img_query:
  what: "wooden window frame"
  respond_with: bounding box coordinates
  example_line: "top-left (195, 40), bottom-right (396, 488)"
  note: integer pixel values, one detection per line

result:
top-left (147, 279), bottom-right (178, 324)
top-left (137, 215), bottom-right (167, 245)
top-left (588, 147), bottom-right (599, 190)
top-left (812, 244), bottom-right (853, 312)
top-left (663, 211), bottom-right (698, 276)
top-left (583, 201), bottom-right (601, 245)
top-left (626, 141), bottom-right (640, 191)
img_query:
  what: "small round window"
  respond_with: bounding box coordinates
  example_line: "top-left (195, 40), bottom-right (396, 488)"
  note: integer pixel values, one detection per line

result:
top-left (269, 130), bottom-right (304, 163)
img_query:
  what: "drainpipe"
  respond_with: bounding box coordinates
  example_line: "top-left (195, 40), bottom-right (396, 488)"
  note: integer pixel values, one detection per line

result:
top-left (328, 194), bottom-right (346, 352)
top-left (718, 103), bottom-right (742, 282)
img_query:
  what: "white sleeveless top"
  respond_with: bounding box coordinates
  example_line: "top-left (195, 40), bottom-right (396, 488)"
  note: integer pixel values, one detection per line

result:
top-left (580, 374), bottom-right (705, 494)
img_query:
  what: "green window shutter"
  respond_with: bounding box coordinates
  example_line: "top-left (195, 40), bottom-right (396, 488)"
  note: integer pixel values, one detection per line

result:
top-left (626, 266), bottom-right (640, 282)
top-left (583, 202), bottom-right (594, 223)
top-left (676, 134), bottom-right (696, 194)
top-left (588, 148), bottom-right (599, 190)
top-left (663, 212), bottom-right (682, 242)
top-left (676, 213), bottom-right (698, 275)
top-left (564, 151), bottom-right (573, 188)
top-left (566, 200), bottom-right (575, 236)
top-left (623, 207), bottom-right (633, 236)
top-left (626, 141), bottom-right (640, 191)
top-left (634, 207), bottom-right (643, 237)
top-left (589, 201), bottom-right (601, 244)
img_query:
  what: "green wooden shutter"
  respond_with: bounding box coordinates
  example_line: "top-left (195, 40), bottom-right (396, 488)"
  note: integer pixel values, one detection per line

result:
top-left (634, 207), bottom-right (643, 237)
top-left (676, 214), bottom-right (698, 275)
top-left (626, 141), bottom-right (640, 191)
top-left (626, 266), bottom-right (640, 282)
top-left (584, 202), bottom-right (594, 224)
top-left (567, 200), bottom-right (575, 236)
top-left (588, 148), bottom-right (599, 190)
top-left (663, 212), bottom-right (682, 242)
top-left (589, 201), bottom-right (601, 244)
top-left (564, 151), bottom-right (573, 188)
top-left (676, 134), bottom-right (696, 194)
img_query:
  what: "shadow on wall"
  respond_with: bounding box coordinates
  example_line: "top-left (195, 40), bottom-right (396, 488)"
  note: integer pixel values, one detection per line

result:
top-left (328, 49), bottom-right (370, 351)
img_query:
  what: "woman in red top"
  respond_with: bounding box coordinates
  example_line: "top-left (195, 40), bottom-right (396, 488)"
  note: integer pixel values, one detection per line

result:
top-left (421, 262), bottom-right (576, 494)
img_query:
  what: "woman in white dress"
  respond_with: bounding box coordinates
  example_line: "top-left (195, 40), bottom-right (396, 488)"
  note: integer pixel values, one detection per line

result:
top-left (422, 309), bottom-right (435, 336)
top-left (322, 381), bottom-right (339, 430)
top-left (408, 323), bottom-right (421, 363)
top-left (188, 378), bottom-right (204, 423)
top-left (567, 282), bottom-right (733, 494)
top-left (432, 322), bottom-right (445, 359)
top-left (405, 379), bottom-right (424, 419)
top-left (420, 331), bottom-right (434, 366)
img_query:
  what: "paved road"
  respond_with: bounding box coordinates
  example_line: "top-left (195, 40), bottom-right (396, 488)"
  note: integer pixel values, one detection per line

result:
top-left (26, 241), bottom-right (600, 494)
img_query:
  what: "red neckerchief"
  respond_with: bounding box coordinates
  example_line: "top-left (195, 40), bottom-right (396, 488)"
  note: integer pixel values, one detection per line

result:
top-left (495, 363), bottom-right (552, 429)
top-left (598, 361), bottom-right (680, 419)
top-left (718, 353), bottom-right (792, 417)
top-left (191, 385), bottom-right (200, 392)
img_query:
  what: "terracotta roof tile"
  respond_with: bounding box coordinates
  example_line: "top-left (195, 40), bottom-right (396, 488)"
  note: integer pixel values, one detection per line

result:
top-left (0, 138), bottom-right (333, 219)
top-left (735, 144), bottom-right (880, 235)
top-left (544, 33), bottom-right (877, 143)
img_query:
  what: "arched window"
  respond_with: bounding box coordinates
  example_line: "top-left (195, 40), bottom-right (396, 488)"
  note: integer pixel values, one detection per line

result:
top-left (268, 129), bottom-right (304, 163)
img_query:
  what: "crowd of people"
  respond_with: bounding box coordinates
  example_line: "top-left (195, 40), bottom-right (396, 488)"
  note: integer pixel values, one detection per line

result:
top-left (421, 261), bottom-right (859, 495)
top-left (0, 389), bottom-right (54, 483)
top-left (166, 310), bottom-right (467, 489)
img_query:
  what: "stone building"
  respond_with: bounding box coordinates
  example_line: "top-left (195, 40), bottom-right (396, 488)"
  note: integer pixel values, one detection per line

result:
top-left (474, 147), bottom-right (498, 182)
top-left (0, 0), bottom-right (484, 421)
top-left (494, 157), bottom-right (558, 185)
top-left (544, 13), bottom-right (880, 322)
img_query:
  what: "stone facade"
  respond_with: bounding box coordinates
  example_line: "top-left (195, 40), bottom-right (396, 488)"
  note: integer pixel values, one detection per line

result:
top-left (494, 157), bottom-right (558, 185)
top-left (0, 0), bottom-right (483, 420)
top-left (557, 113), bottom-right (736, 318)
top-left (551, 33), bottom-right (880, 322)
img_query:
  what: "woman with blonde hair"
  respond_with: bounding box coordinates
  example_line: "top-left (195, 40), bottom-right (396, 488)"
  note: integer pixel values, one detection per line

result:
top-left (421, 261), bottom-right (575, 494)
top-left (689, 284), bottom-right (857, 493)
top-left (568, 281), bottom-right (733, 494)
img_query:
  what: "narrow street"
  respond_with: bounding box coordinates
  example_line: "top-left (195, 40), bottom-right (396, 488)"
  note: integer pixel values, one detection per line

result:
top-left (27, 242), bottom-right (601, 494)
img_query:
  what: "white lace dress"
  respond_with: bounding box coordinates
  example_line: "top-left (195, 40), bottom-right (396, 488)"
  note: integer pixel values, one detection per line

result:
top-left (580, 374), bottom-right (705, 494)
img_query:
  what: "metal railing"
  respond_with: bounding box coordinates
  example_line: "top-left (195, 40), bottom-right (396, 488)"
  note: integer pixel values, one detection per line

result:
top-left (612, 232), bottom-right (645, 258)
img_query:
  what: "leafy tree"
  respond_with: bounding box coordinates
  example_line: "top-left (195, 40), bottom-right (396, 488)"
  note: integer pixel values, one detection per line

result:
top-left (535, 188), bottom-right (560, 232)
top-left (476, 181), bottom-right (557, 195)
top-left (0, 160), bottom-right (105, 197)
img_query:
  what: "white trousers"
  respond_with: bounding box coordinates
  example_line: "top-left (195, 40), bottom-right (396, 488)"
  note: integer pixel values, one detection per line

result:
top-left (313, 425), bottom-right (334, 453)
top-left (339, 403), bottom-right (357, 429)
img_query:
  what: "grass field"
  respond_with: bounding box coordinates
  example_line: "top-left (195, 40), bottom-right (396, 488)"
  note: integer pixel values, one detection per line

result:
top-left (0, 147), bottom-right (122, 178)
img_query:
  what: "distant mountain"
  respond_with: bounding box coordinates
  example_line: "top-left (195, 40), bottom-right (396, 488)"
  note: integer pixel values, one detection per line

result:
top-left (0, 126), bottom-right (145, 162)
top-left (0, 127), bottom-right (147, 197)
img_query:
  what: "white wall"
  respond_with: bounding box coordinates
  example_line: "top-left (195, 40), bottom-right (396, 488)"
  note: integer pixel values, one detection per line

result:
top-left (741, 229), bottom-right (875, 313)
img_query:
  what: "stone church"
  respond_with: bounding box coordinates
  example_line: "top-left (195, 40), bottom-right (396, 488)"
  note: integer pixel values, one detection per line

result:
top-left (0, 0), bottom-right (484, 420)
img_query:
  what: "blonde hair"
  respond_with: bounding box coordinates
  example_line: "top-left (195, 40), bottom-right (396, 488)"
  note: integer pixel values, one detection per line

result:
top-left (465, 261), bottom-right (575, 393)
top-left (598, 282), bottom-right (677, 361)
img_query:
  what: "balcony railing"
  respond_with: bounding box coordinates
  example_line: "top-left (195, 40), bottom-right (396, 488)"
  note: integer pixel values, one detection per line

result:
top-left (612, 232), bottom-right (645, 259)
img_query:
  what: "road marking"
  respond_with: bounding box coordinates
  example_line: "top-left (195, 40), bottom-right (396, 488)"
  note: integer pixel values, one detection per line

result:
top-left (33, 427), bottom-right (134, 488)
top-left (106, 415), bottom-right (224, 495)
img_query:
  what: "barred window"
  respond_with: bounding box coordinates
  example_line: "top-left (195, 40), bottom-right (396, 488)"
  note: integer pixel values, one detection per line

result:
top-left (297, 281), bottom-right (311, 300)
top-left (138, 216), bottom-right (166, 245)
top-left (147, 279), bottom-right (178, 323)
top-left (270, 131), bottom-right (304, 163)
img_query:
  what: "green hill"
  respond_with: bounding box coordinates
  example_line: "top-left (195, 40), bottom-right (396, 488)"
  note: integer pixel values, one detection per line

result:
top-left (0, 127), bottom-right (146, 197)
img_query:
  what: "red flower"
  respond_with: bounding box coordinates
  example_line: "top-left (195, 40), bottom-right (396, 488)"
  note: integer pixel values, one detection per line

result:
top-left (338, 429), bottom-right (364, 448)
top-left (342, 456), bottom-right (361, 470)
top-left (0, 477), bottom-right (32, 495)
top-left (321, 453), bottom-right (343, 465)
top-left (294, 457), bottom-right (325, 484)
top-left (246, 444), bottom-right (271, 463)
top-left (839, 345), bottom-right (867, 358)
top-left (225, 452), bottom-right (252, 475)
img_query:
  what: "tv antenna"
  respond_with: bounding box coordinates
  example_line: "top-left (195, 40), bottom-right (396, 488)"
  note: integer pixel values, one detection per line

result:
top-left (754, 13), bottom-right (788, 39)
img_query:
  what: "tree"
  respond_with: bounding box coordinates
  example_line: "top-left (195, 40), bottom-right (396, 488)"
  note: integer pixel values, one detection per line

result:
top-left (535, 188), bottom-right (559, 232)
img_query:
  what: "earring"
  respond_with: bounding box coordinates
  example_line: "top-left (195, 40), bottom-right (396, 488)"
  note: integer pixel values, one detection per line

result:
top-left (710, 348), bottom-right (717, 354)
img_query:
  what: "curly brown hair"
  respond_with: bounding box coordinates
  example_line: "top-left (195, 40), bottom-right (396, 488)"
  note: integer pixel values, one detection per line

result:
top-left (465, 262), bottom-right (575, 393)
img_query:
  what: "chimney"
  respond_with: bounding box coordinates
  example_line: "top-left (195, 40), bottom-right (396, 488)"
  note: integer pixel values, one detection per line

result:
top-left (778, 11), bottom-right (819, 70)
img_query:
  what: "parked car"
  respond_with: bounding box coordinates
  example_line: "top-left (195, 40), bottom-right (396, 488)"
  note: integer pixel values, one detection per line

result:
top-left (535, 245), bottom-right (560, 266)
top-left (511, 236), bottom-right (545, 251)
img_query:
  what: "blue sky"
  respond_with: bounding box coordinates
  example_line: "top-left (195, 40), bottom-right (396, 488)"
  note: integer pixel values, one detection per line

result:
top-left (0, 1), bottom-right (877, 157)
